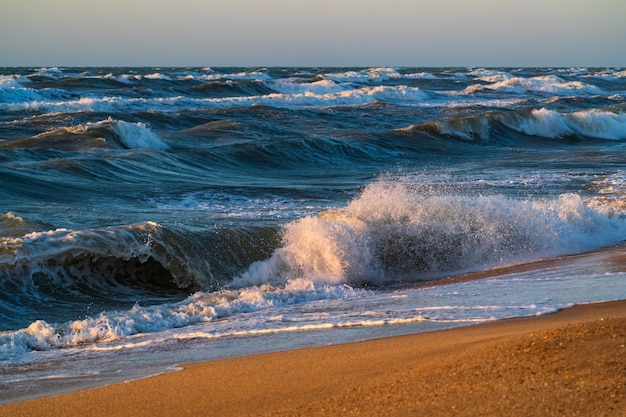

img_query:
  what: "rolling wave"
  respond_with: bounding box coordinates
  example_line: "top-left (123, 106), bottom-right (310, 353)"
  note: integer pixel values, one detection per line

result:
top-left (13, 118), bottom-right (169, 150)
top-left (0, 218), bottom-right (281, 330)
top-left (398, 108), bottom-right (626, 142)
top-left (460, 74), bottom-right (604, 95)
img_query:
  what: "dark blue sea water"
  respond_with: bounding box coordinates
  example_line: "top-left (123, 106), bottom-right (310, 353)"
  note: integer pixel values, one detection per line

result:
top-left (1, 67), bottom-right (626, 402)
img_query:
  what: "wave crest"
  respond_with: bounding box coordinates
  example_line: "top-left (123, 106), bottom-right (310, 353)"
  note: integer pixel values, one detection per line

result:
top-left (507, 108), bottom-right (626, 140)
top-left (399, 108), bottom-right (626, 142)
top-left (235, 181), bottom-right (626, 287)
top-left (11, 118), bottom-right (169, 150)
top-left (461, 75), bottom-right (603, 95)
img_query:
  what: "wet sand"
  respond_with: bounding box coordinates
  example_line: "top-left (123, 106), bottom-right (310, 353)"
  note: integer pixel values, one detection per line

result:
top-left (1, 299), bottom-right (624, 417)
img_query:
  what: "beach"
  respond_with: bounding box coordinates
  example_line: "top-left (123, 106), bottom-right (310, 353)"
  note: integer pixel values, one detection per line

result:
top-left (2, 299), bottom-right (624, 417)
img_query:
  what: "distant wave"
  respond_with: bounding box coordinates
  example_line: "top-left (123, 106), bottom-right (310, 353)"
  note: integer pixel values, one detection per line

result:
top-left (459, 73), bottom-right (604, 95)
top-left (4, 67), bottom-right (623, 118)
top-left (1, 85), bottom-right (431, 114)
top-left (2, 118), bottom-right (168, 150)
top-left (398, 108), bottom-right (626, 142)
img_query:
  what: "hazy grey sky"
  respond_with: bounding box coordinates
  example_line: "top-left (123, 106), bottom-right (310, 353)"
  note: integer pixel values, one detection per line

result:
top-left (1, 0), bottom-right (624, 67)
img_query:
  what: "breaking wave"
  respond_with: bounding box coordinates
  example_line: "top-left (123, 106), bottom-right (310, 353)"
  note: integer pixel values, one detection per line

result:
top-left (2, 178), bottom-right (625, 354)
top-left (235, 181), bottom-right (626, 287)
top-left (399, 108), bottom-right (626, 142)
top-left (4, 118), bottom-right (168, 150)
top-left (460, 74), bottom-right (604, 95)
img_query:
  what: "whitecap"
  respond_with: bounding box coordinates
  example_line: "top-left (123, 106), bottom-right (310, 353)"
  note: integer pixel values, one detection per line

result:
top-left (110, 120), bottom-right (168, 149)
top-left (504, 108), bottom-right (626, 140)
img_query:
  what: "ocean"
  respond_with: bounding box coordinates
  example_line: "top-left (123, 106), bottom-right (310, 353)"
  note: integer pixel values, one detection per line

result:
top-left (1, 67), bottom-right (626, 402)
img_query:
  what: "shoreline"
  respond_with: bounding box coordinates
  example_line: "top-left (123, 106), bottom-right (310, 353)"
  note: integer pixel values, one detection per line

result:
top-left (2, 299), bottom-right (624, 416)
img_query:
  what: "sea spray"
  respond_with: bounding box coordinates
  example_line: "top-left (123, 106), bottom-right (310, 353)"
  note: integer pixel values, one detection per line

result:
top-left (235, 181), bottom-right (626, 287)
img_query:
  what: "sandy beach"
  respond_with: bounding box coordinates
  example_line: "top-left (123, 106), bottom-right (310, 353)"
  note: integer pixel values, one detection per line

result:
top-left (1, 299), bottom-right (624, 417)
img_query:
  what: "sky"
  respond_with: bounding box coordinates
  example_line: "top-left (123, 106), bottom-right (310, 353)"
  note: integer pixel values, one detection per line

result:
top-left (1, 0), bottom-right (625, 67)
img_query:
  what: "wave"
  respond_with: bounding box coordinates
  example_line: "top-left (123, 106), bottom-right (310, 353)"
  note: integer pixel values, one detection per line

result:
top-left (398, 108), bottom-right (626, 142)
top-left (234, 181), bottom-right (626, 287)
top-left (460, 74), bottom-right (604, 95)
top-left (0, 75), bottom-right (74, 107)
top-left (191, 79), bottom-right (278, 97)
top-left (2, 179), bottom-right (625, 354)
top-left (270, 78), bottom-right (350, 95)
top-left (0, 212), bottom-right (52, 238)
top-left (504, 108), bottom-right (626, 140)
top-left (108, 119), bottom-right (168, 149)
top-left (0, 220), bottom-right (280, 292)
top-left (4, 67), bottom-right (621, 118)
top-left (1, 85), bottom-right (430, 114)
top-left (3, 118), bottom-right (168, 150)
top-left (0, 275), bottom-right (359, 355)
top-left (322, 67), bottom-right (441, 83)
top-left (0, 220), bottom-right (282, 331)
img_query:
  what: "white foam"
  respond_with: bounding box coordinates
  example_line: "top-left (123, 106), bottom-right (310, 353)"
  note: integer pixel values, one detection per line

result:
top-left (592, 170), bottom-right (626, 195)
top-left (198, 70), bottom-right (272, 82)
top-left (462, 75), bottom-right (603, 95)
top-left (103, 73), bottom-right (136, 84)
top-left (32, 67), bottom-right (63, 78)
top-left (270, 79), bottom-right (350, 95)
top-left (0, 75), bottom-right (43, 104)
top-left (505, 108), bottom-right (626, 140)
top-left (142, 73), bottom-right (172, 80)
top-left (324, 67), bottom-right (403, 83)
top-left (3, 259), bottom-right (625, 360)
top-left (471, 69), bottom-right (515, 83)
top-left (0, 278), bottom-right (361, 355)
top-left (110, 120), bottom-right (168, 149)
top-left (153, 191), bottom-right (326, 221)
